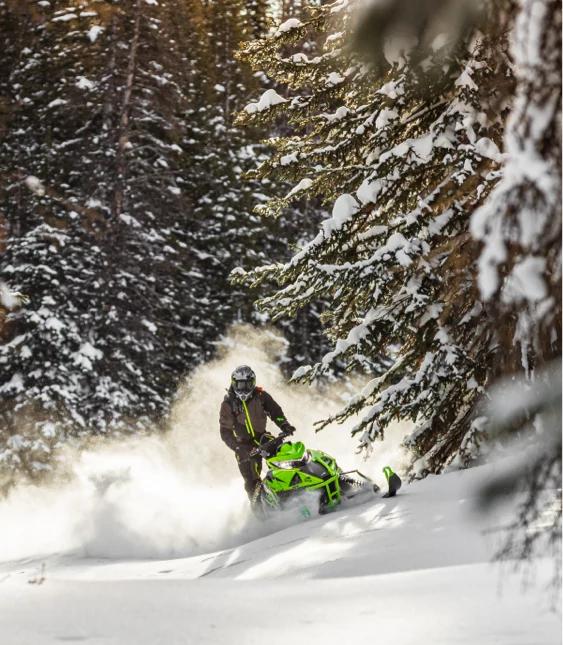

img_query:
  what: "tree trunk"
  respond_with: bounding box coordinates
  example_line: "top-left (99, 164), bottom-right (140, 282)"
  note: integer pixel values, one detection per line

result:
top-left (114, 0), bottom-right (142, 220)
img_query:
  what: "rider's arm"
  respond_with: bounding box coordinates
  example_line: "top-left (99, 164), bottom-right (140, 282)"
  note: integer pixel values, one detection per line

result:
top-left (219, 400), bottom-right (238, 451)
top-left (260, 390), bottom-right (292, 430)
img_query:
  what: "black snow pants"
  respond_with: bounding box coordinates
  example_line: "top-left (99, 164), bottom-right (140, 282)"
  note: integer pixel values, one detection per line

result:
top-left (237, 454), bottom-right (262, 500)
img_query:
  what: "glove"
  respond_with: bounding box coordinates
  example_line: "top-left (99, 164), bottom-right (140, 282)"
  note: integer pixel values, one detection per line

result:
top-left (281, 423), bottom-right (296, 436)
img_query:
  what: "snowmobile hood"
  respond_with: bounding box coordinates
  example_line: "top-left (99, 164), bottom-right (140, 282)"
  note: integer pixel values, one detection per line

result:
top-left (274, 441), bottom-right (306, 461)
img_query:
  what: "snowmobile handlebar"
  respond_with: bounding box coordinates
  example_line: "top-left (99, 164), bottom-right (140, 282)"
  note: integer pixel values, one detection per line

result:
top-left (250, 431), bottom-right (291, 459)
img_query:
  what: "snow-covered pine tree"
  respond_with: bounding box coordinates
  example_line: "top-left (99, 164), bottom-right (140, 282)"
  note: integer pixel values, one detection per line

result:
top-left (264, 0), bottom-right (348, 377)
top-left (471, 0), bottom-right (561, 377)
top-left (0, 0), bottom-right (332, 487)
top-left (228, 0), bottom-right (343, 376)
top-left (234, 0), bottom-right (517, 474)
top-left (190, 0), bottom-right (268, 334)
top-left (0, 2), bottom-right (116, 483)
top-left (471, 0), bottom-right (561, 567)
top-left (191, 0), bottom-right (335, 374)
top-left (0, 0), bottom-right (221, 486)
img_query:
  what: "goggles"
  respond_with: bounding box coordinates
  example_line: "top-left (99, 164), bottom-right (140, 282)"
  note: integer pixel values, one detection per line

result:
top-left (233, 379), bottom-right (255, 394)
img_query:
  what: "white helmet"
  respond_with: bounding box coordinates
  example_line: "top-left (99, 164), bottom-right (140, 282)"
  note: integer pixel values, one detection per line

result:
top-left (231, 365), bottom-right (256, 401)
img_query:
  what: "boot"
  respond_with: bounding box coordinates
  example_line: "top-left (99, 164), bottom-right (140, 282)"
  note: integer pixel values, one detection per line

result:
top-left (248, 481), bottom-right (265, 519)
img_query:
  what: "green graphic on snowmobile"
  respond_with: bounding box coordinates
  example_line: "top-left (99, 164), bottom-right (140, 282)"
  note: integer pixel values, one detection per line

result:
top-left (253, 433), bottom-right (402, 516)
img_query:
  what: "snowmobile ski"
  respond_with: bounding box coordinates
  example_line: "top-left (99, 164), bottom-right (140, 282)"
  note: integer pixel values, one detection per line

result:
top-left (382, 466), bottom-right (402, 498)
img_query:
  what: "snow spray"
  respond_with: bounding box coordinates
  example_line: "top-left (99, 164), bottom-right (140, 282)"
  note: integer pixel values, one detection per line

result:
top-left (0, 325), bottom-right (410, 562)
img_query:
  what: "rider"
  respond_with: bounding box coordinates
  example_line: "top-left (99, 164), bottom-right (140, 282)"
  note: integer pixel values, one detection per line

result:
top-left (220, 365), bottom-right (296, 502)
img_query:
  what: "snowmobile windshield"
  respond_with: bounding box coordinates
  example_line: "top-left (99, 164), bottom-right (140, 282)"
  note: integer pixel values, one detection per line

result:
top-left (275, 441), bottom-right (306, 461)
top-left (271, 452), bottom-right (310, 470)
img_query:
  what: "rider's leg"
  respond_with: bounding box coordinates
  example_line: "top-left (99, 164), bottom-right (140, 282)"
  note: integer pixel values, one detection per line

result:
top-left (237, 456), bottom-right (263, 501)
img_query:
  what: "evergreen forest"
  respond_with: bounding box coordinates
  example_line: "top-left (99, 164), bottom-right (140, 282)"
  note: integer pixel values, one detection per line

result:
top-left (1, 0), bottom-right (561, 545)
top-left (1, 0), bottom-right (332, 484)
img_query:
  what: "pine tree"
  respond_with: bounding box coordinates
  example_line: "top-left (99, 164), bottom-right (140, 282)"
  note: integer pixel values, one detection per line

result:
top-left (195, 0), bottom-right (334, 374)
top-left (234, 0), bottom-right (341, 376)
top-left (0, 0), bottom-right (332, 488)
top-left (0, 0), bottom-right (220, 486)
top-left (470, 0), bottom-right (561, 569)
top-left (191, 0), bottom-right (267, 333)
top-left (0, 1), bottom-right (114, 482)
top-left (234, 0), bottom-right (533, 474)
top-left (471, 0), bottom-right (561, 374)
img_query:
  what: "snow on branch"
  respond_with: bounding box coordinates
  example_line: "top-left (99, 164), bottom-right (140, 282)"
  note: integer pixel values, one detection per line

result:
top-left (471, 0), bottom-right (561, 306)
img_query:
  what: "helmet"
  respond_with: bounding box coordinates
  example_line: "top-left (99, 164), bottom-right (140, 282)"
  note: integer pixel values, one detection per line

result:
top-left (231, 365), bottom-right (256, 401)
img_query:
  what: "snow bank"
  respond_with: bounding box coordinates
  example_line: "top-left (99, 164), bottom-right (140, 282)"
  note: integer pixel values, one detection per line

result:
top-left (0, 457), bottom-right (558, 645)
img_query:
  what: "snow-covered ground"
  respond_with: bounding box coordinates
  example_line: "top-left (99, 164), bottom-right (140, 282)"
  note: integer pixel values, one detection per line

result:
top-left (0, 462), bottom-right (559, 645)
top-left (0, 338), bottom-right (559, 643)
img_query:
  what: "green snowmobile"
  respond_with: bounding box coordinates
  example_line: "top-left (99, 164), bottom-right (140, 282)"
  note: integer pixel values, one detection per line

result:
top-left (251, 432), bottom-right (401, 517)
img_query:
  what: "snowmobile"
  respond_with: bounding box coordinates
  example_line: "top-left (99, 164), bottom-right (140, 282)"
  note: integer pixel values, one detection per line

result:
top-left (251, 432), bottom-right (402, 518)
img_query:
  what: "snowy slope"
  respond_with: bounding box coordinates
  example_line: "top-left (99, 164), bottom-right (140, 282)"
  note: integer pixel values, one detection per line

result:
top-left (0, 463), bottom-right (559, 645)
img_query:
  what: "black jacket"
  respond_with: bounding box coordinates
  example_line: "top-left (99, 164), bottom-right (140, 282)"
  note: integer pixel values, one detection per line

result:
top-left (219, 387), bottom-right (289, 452)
